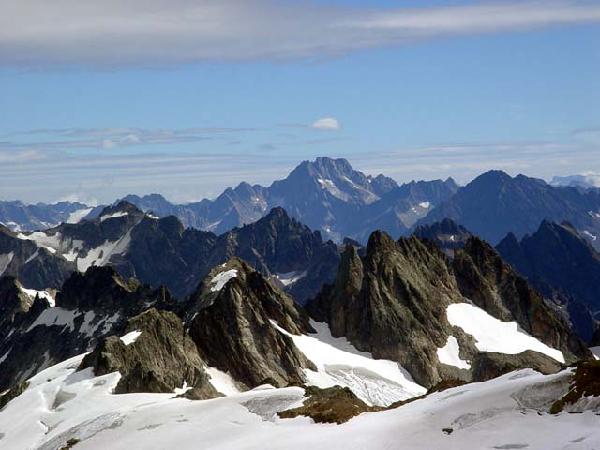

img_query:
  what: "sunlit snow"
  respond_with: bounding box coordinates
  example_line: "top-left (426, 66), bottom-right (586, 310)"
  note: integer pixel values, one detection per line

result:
top-left (276, 270), bottom-right (307, 287)
top-left (119, 330), bottom-right (142, 346)
top-left (67, 208), bottom-right (93, 224)
top-left (272, 320), bottom-right (426, 406)
top-left (446, 303), bottom-right (565, 363)
top-left (20, 287), bottom-right (55, 307)
top-left (1, 353), bottom-right (598, 450)
top-left (210, 269), bottom-right (238, 292)
top-left (437, 336), bottom-right (471, 369)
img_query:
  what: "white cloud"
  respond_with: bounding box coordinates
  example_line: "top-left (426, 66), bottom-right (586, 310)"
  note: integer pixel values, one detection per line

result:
top-left (311, 117), bottom-right (341, 131)
top-left (1, 1), bottom-right (600, 67)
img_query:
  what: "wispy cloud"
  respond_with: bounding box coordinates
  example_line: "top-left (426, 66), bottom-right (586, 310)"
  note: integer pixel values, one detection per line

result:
top-left (2, 1), bottom-right (599, 67)
top-left (312, 117), bottom-right (341, 131)
top-left (0, 127), bottom-right (258, 151)
top-left (1, 130), bottom-right (598, 204)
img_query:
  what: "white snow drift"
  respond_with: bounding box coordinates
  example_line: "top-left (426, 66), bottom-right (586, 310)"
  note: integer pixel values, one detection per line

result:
top-left (446, 303), bottom-right (565, 363)
top-left (273, 320), bottom-right (426, 406)
top-left (437, 336), bottom-right (471, 369)
top-left (0, 352), bottom-right (598, 450)
top-left (210, 269), bottom-right (238, 292)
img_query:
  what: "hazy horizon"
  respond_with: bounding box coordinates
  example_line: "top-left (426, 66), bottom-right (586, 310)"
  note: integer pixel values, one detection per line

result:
top-left (1, 0), bottom-right (599, 203)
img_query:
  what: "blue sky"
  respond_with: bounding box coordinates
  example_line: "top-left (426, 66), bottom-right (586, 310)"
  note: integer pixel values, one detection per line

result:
top-left (0, 0), bottom-right (599, 203)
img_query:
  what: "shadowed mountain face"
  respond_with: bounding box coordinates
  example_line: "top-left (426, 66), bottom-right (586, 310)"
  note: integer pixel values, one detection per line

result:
top-left (186, 258), bottom-right (316, 389)
top-left (0, 266), bottom-right (176, 392)
top-left (0, 258), bottom-right (318, 395)
top-left (121, 157), bottom-right (457, 243)
top-left (497, 220), bottom-right (600, 342)
top-left (0, 202), bottom-right (339, 303)
top-left (419, 170), bottom-right (600, 248)
top-left (412, 218), bottom-right (472, 256)
top-left (309, 231), bottom-right (589, 388)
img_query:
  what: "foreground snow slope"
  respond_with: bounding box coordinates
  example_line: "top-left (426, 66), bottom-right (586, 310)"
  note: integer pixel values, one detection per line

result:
top-left (274, 320), bottom-right (426, 406)
top-left (1, 353), bottom-right (599, 450)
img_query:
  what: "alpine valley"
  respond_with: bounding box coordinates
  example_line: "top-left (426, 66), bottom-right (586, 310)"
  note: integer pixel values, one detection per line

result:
top-left (1, 157), bottom-right (600, 450)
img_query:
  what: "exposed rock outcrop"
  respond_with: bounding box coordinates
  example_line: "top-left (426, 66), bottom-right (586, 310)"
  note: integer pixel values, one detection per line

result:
top-left (309, 232), bottom-right (469, 387)
top-left (187, 259), bottom-right (316, 389)
top-left (0, 267), bottom-right (175, 392)
top-left (278, 386), bottom-right (374, 424)
top-left (309, 230), bottom-right (589, 388)
top-left (80, 308), bottom-right (218, 398)
top-left (471, 351), bottom-right (562, 382)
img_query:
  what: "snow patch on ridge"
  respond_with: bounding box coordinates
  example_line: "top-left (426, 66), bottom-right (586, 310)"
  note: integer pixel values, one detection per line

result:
top-left (76, 230), bottom-right (133, 272)
top-left (276, 270), bottom-right (307, 287)
top-left (120, 330), bottom-right (142, 346)
top-left (26, 307), bottom-right (79, 333)
top-left (206, 367), bottom-right (241, 396)
top-left (437, 336), bottom-right (471, 369)
top-left (317, 178), bottom-right (350, 202)
top-left (272, 320), bottom-right (426, 406)
top-left (17, 231), bottom-right (61, 253)
top-left (210, 269), bottom-right (238, 292)
top-left (446, 303), bottom-right (565, 363)
top-left (67, 208), bottom-right (93, 224)
top-left (20, 287), bottom-right (55, 306)
top-left (99, 211), bottom-right (129, 222)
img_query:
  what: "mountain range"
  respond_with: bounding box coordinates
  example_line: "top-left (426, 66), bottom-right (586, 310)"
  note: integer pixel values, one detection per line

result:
top-left (2, 157), bottom-right (458, 242)
top-left (419, 169), bottom-right (600, 248)
top-left (2, 157), bottom-right (600, 449)
top-left (3, 158), bottom-right (600, 254)
top-left (0, 202), bottom-right (338, 304)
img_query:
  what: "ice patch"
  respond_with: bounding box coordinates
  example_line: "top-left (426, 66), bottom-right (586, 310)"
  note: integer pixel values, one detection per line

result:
top-left (418, 201), bottom-right (431, 208)
top-left (17, 231), bottom-right (61, 254)
top-left (276, 270), bottom-right (307, 287)
top-left (120, 330), bottom-right (142, 346)
top-left (99, 211), bottom-right (129, 222)
top-left (21, 287), bottom-right (55, 307)
top-left (272, 320), bottom-right (426, 406)
top-left (206, 367), bottom-right (241, 396)
top-left (317, 178), bottom-right (350, 202)
top-left (437, 336), bottom-right (471, 369)
top-left (76, 230), bottom-right (132, 272)
top-left (173, 381), bottom-right (191, 396)
top-left (210, 269), bottom-right (238, 292)
top-left (446, 303), bottom-right (565, 363)
top-left (67, 208), bottom-right (93, 224)
top-left (27, 307), bottom-right (78, 333)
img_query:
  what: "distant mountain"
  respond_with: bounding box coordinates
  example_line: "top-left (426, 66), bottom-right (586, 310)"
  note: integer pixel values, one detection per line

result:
top-left (123, 157), bottom-right (458, 242)
top-left (497, 220), bottom-right (600, 342)
top-left (550, 174), bottom-right (600, 189)
top-left (419, 170), bottom-right (600, 247)
top-left (1, 158), bottom-right (457, 242)
top-left (0, 200), bottom-right (93, 232)
top-left (1, 202), bottom-right (338, 303)
top-left (412, 218), bottom-right (472, 256)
